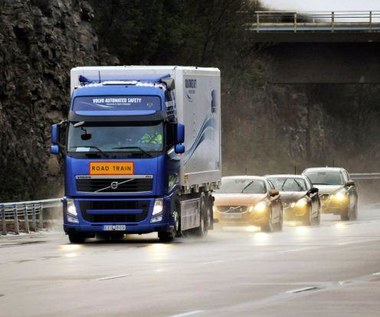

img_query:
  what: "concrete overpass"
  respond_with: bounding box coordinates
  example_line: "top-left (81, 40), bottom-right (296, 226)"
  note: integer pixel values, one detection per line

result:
top-left (248, 11), bottom-right (380, 84)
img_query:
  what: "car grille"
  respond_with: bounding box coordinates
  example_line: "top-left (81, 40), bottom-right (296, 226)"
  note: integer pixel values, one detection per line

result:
top-left (79, 201), bottom-right (149, 223)
top-left (76, 178), bottom-right (153, 193)
top-left (217, 206), bottom-right (248, 213)
top-left (320, 194), bottom-right (330, 201)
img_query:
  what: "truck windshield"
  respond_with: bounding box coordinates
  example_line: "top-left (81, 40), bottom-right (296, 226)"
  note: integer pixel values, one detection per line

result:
top-left (67, 122), bottom-right (163, 157)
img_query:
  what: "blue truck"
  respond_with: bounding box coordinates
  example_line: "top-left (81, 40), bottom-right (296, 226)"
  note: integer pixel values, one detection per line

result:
top-left (51, 66), bottom-right (221, 243)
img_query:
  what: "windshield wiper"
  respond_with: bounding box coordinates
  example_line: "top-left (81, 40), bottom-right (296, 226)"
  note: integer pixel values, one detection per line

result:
top-left (112, 146), bottom-right (152, 157)
top-left (241, 181), bottom-right (254, 193)
top-left (70, 146), bottom-right (109, 158)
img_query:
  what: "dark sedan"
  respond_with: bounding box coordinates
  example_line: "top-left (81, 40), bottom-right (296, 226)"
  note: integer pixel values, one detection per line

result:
top-left (302, 167), bottom-right (358, 221)
top-left (266, 174), bottom-right (320, 226)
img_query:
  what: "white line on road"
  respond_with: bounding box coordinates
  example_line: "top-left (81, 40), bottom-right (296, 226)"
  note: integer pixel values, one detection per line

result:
top-left (167, 310), bottom-right (204, 317)
top-left (95, 274), bottom-right (130, 281)
top-left (200, 260), bottom-right (226, 265)
top-left (286, 286), bottom-right (320, 294)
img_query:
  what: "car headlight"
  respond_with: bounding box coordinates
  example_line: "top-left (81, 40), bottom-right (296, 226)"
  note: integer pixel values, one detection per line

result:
top-left (332, 190), bottom-right (347, 201)
top-left (295, 197), bottom-right (308, 208)
top-left (153, 198), bottom-right (163, 215)
top-left (249, 201), bottom-right (267, 213)
top-left (66, 199), bottom-right (77, 216)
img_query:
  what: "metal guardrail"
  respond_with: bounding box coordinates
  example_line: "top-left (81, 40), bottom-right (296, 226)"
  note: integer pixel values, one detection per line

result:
top-left (0, 198), bottom-right (62, 235)
top-left (350, 173), bottom-right (380, 180)
top-left (250, 11), bottom-right (380, 33)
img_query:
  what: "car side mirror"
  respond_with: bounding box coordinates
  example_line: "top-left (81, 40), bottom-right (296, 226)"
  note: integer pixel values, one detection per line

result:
top-left (346, 180), bottom-right (355, 187)
top-left (270, 189), bottom-right (279, 197)
top-left (309, 187), bottom-right (319, 194)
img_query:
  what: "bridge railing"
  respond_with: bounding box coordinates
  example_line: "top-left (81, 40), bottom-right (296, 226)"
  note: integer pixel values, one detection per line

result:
top-left (0, 198), bottom-right (62, 235)
top-left (251, 11), bottom-right (380, 33)
top-left (350, 173), bottom-right (380, 180)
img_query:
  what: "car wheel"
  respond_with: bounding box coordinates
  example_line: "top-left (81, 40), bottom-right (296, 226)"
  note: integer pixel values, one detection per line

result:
top-left (340, 207), bottom-right (349, 221)
top-left (349, 203), bottom-right (358, 221)
top-left (261, 209), bottom-right (274, 232)
top-left (276, 208), bottom-right (283, 231)
top-left (68, 233), bottom-right (86, 244)
top-left (314, 210), bottom-right (321, 225)
top-left (302, 206), bottom-right (312, 226)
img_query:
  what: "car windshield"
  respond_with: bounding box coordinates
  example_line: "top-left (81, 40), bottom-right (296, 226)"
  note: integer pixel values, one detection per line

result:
top-left (216, 179), bottom-right (266, 194)
top-left (268, 177), bottom-right (307, 192)
top-left (304, 171), bottom-right (344, 185)
top-left (67, 122), bottom-right (163, 155)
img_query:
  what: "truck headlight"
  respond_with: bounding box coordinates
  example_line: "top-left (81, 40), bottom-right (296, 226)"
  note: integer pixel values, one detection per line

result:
top-left (153, 198), bottom-right (163, 215)
top-left (249, 201), bottom-right (267, 213)
top-left (66, 199), bottom-right (77, 216)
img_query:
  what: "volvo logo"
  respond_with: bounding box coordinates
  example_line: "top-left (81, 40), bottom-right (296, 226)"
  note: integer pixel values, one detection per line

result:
top-left (110, 181), bottom-right (119, 190)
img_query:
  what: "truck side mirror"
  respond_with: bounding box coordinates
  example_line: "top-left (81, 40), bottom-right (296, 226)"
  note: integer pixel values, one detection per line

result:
top-left (51, 124), bottom-right (59, 144)
top-left (174, 144), bottom-right (185, 154)
top-left (177, 123), bottom-right (185, 144)
top-left (50, 145), bottom-right (60, 155)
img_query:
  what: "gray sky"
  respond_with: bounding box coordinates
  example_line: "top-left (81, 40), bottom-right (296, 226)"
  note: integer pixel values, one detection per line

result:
top-left (260, 0), bottom-right (380, 11)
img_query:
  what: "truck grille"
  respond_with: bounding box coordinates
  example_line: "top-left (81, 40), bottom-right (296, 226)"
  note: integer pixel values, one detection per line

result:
top-left (76, 178), bottom-right (153, 193)
top-left (79, 201), bottom-right (149, 223)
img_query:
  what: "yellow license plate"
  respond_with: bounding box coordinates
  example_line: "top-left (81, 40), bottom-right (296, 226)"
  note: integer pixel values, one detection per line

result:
top-left (89, 162), bottom-right (134, 175)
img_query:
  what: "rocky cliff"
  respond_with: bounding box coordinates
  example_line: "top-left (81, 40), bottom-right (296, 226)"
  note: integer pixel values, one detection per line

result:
top-left (1, 0), bottom-right (379, 202)
top-left (0, 0), bottom-right (115, 201)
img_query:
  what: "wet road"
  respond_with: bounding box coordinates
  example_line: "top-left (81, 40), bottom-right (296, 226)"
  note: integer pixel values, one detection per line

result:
top-left (0, 206), bottom-right (380, 317)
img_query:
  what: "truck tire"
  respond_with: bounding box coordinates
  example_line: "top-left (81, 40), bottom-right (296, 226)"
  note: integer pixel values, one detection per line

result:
top-left (173, 198), bottom-right (182, 237)
top-left (193, 193), bottom-right (208, 237)
top-left (158, 231), bottom-right (174, 243)
top-left (68, 233), bottom-right (86, 244)
top-left (206, 192), bottom-right (214, 230)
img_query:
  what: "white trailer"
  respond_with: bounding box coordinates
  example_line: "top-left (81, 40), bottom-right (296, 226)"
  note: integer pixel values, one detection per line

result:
top-left (71, 66), bottom-right (222, 192)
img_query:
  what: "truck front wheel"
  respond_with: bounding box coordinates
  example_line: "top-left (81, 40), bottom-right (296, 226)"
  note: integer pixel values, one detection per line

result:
top-left (158, 231), bottom-right (174, 243)
top-left (68, 233), bottom-right (86, 244)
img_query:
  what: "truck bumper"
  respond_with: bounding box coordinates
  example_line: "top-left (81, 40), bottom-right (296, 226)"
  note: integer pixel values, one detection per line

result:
top-left (63, 195), bottom-right (175, 235)
top-left (64, 222), bottom-right (172, 234)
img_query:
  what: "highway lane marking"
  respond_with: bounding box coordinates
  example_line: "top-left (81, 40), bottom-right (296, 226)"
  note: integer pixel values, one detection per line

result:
top-left (167, 310), bottom-right (204, 317)
top-left (200, 260), bottom-right (226, 265)
top-left (286, 286), bottom-right (320, 294)
top-left (337, 238), bottom-right (380, 246)
top-left (95, 274), bottom-right (130, 281)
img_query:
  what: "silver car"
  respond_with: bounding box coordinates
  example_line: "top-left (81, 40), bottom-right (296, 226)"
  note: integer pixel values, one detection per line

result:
top-left (302, 167), bottom-right (358, 221)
